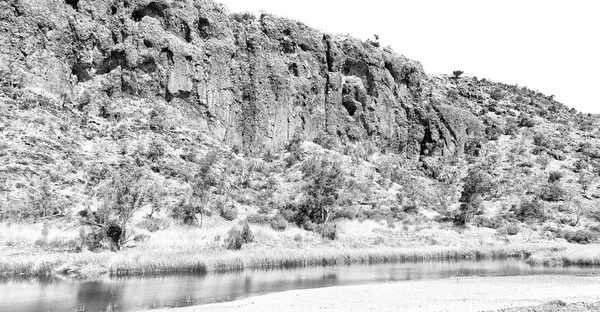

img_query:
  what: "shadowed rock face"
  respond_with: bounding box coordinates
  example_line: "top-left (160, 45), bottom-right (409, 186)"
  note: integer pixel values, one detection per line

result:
top-left (0, 0), bottom-right (482, 157)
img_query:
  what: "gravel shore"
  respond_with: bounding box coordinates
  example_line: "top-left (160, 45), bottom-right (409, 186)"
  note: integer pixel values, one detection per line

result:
top-left (148, 275), bottom-right (600, 312)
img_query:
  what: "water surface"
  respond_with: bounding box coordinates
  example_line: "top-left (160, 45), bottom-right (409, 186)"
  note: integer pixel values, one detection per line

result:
top-left (1, 259), bottom-right (598, 312)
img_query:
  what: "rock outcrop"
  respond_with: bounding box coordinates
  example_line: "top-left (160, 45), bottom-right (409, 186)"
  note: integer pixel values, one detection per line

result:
top-left (0, 0), bottom-right (483, 158)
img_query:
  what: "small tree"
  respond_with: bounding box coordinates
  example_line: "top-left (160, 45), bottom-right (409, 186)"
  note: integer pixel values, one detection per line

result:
top-left (455, 169), bottom-right (494, 225)
top-left (290, 156), bottom-right (349, 230)
top-left (188, 151), bottom-right (221, 227)
top-left (578, 172), bottom-right (595, 196)
top-left (452, 70), bottom-right (464, 79)
top-left (96, 166), bottom-right (148, 250)
top-left (145, 180), bottom-right (167, 218)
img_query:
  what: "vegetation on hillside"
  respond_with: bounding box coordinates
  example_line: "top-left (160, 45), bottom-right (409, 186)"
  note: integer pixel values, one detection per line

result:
top-left (2, 65), bottom-right (600, 278)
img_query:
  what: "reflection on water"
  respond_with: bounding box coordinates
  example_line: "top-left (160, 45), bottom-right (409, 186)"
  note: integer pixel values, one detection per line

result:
top-left (1, 259), bottom-right (598, 312)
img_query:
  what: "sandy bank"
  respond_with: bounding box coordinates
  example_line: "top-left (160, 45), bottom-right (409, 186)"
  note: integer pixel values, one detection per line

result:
top-left (149, 275), bottom-right (600, 312)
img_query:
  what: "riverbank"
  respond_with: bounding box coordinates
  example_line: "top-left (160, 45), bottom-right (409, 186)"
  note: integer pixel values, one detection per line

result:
top-left (147, 275), bottom-right (600, 312)
top-left (1, 220), bottom-right (599, 279)
top-left (1, 243), bottom-right (564, 279)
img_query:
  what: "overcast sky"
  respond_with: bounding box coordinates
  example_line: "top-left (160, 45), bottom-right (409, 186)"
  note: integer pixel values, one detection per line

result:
top-left (219, 0), bottom-right (599, 113)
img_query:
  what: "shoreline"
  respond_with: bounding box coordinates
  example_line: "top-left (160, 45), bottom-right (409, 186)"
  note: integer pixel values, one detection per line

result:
top-left (1, 242), bottom-right (599, 280)
top-left (146, 275), bottom-right (600, 312)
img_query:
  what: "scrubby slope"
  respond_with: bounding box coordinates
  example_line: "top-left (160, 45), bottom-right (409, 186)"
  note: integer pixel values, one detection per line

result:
top-left (1, 0), bottom-right (600, 277)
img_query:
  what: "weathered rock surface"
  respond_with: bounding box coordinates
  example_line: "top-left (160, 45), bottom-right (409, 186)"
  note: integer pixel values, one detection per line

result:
top-left (0, 0), bottom-right (483, 158)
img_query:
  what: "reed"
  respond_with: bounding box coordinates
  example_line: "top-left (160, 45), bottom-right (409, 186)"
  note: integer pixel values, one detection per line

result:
top-left (526, 244), bottom-right (600, 266)
top-left (1, 221), bottom-right (598, 280)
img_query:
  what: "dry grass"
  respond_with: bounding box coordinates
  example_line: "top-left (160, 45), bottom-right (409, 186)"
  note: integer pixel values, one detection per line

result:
top-left (526, 244), bottom-right (600, 266)
top-left (1, 219), bottom-right (597, 280)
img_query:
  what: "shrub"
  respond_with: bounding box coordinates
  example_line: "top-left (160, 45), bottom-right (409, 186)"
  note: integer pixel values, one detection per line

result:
top-left (136, 218), bottom-right (167, 232)
top-left (504, 118), bottom-right (519, 136)
top-left (548, 171), bottom-right (563, 183)
top-left (246, 213), bottom-right (271, 225)
top-left (146, 138), bottom-right (167, 161)
top-left (497, 223), bottom-right (519, 235)
top-left (219, 202), bottom-right (238, 221)
top-left (514, 198), bottom-right (545, 222)
top-left (315, 223), bottom-right (337, 240)
top-left (313, 134), bottom-right (340, 151)
top-left (285, 133), bottom-right (305, 166)
top-left (533, 133), bottom-right (551, 148)
top-left (539, 183), bottom-right (566, 202)
top-left (563, 229), bottom-right (597, 244)
top-left (231, 12), bottom-right (255, 23)
top-left (225, 223), bottom-right (254, 250)
top-left (473, 215), bottom-right (504, 229)
top-left (489, 88), bottom-right (504, 101)
top-left (78, 225), bottom-right (105, 251)
top-left (518, 115), bottom-right (536, 128)
top-left (171, 199), bottom-right (199, 225)
top-left (269, 215), bottom-right (288, 231)
top-left (573, 159), bottom-right (588, 172)
top-left (485, 125), bottom-right (502, 141)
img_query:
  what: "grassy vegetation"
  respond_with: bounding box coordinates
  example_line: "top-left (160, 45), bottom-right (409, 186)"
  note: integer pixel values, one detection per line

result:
top-left (526, 244), bottom-right (600, 266)
top-left (1, 219), bottom-right (596, 280)
top-left (3, 71), bottom-right (600, 282)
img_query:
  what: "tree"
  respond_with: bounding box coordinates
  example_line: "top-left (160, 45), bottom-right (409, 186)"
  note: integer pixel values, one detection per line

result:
top-left (293, 156), bottom-right (349, 227)
top-left (578, 172), bottom-right (596, 197)
top-left (145, 180), bottom-right (167, 218)
top-left (95, 166), bottom-right (148, 250)
top-left (452, 70), bottom-right (464, 79)
top-left (27, 177), bottom-right (59, 219)
top-left (188, 151), bottom-right (222, 227)
top-left (455, 169), bottom-right (494, 225)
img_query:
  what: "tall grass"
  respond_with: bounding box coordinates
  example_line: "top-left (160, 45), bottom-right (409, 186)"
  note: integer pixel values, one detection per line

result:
top-left (2, 221), bottom-right (598, 280)
top-left (0, 243), bottom-right (566, 279)
top-left (526, 244), bottom-right (600, 266)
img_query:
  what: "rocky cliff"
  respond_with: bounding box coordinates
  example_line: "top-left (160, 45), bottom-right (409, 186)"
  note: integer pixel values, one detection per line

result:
top-left (0, 0), bottom-right (484, 159)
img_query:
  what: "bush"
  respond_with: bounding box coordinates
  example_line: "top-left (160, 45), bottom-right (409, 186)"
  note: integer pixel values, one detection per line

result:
top-left (518, 115), bottom-right (536, 128)
top-left (473, 215), bottom-right (504, 229)
top-left (78, 225), bottom-right (105, 251)
top-left (136, 218), bottom-right (167, 232)
top-left (563, 229), bottom-right (597, 244)
top-left (515, 198), bottom-right (545, 222)
top-left (315, 223), bottom-right (337, 240)
top-left (539, 183), bottom-right (566, 202)
top-left (548, 171), bottom-right (563, 183)
top-left (489, 88), bottom-right (504, 101)
top-left (313, 134), bottom-right (340, 151)
top-left (219, 202), bottom-right (238, 221)
top-left (231, 12), bottom-right (256, 23)
top-left (146, 138), bottom-right (167, 161)
top-left (246, 213), bottom-right (271, 225)
top-left (497, 223), bottom-right (519, 235)
top-left (225, 222), bottom-right (254, 250)
top-left (269, 215), bottom-right (288, 231)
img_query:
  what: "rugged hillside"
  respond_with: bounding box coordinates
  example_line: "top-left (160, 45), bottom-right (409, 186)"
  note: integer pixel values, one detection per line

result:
top-left (1, 0), bottom-right (600, 249)
top-left (0, 0), bottom-right (485, 156)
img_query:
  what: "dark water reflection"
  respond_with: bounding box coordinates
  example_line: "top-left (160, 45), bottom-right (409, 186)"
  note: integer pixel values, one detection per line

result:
top-left (1, 259), bottom-right (598, 312)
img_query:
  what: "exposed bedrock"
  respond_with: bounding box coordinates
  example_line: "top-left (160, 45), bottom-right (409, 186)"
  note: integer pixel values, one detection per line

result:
top-left (0, 0), bottom-right (482, 157)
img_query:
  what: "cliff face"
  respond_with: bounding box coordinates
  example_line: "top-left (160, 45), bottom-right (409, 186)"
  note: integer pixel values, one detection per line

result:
top-left (0, 0), bottom-right (482, 158)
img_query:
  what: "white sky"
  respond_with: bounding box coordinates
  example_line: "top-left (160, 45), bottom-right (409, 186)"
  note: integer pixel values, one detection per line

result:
top-left (219, 0), bottom-right (599, 113)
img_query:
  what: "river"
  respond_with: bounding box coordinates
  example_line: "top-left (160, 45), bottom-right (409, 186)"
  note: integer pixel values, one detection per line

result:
top-left (1, 259), bottom-right (598, 312)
